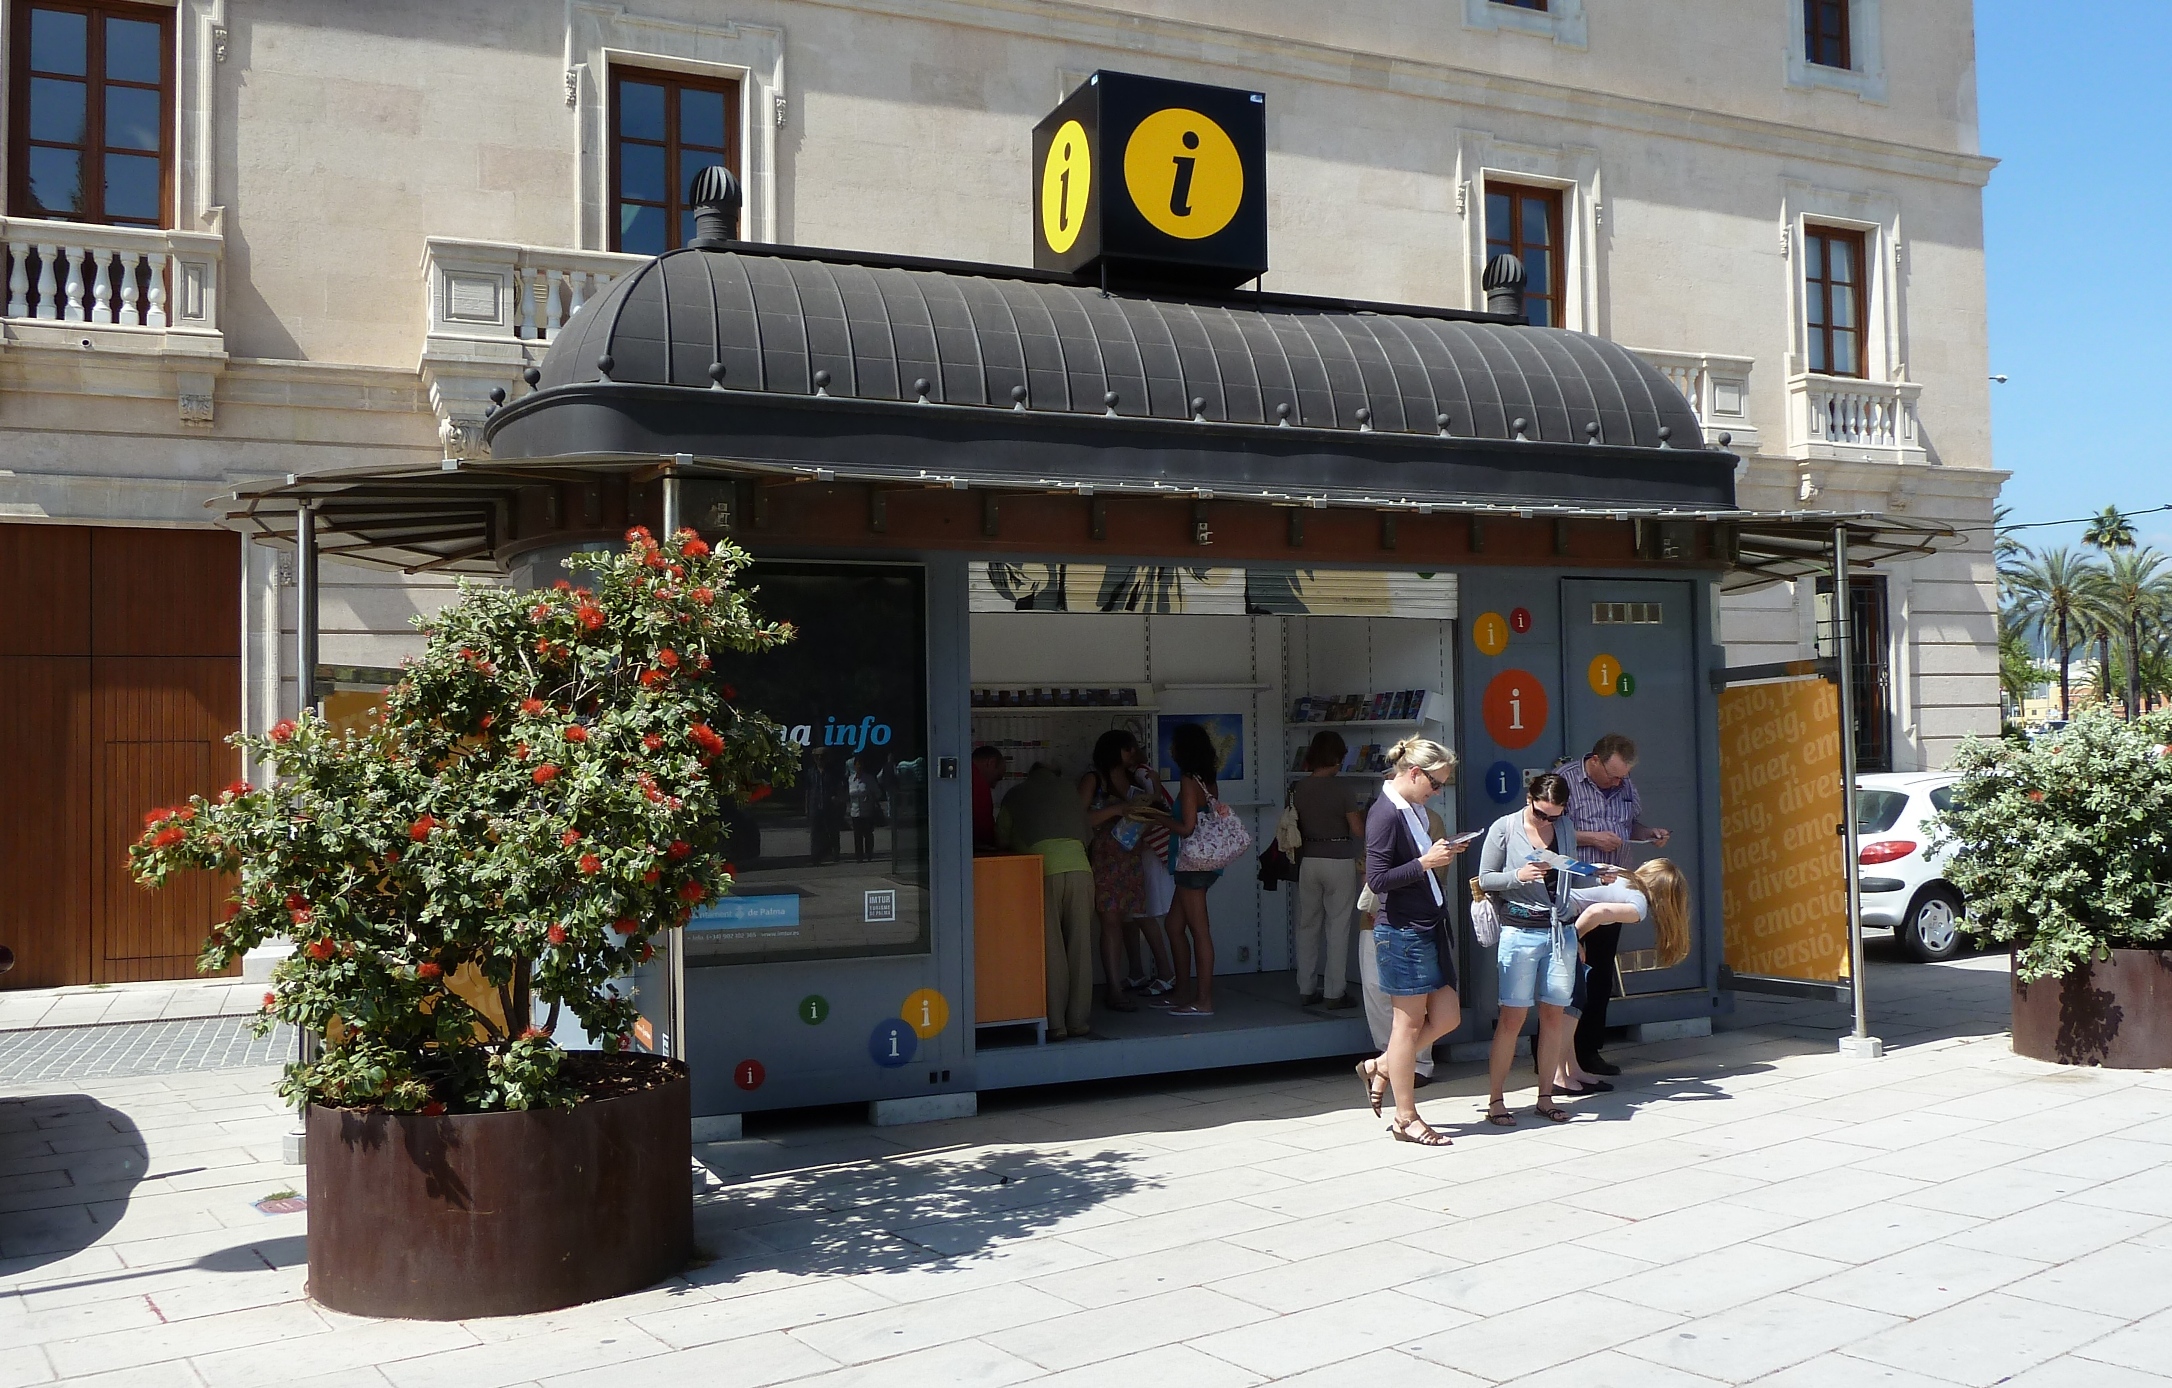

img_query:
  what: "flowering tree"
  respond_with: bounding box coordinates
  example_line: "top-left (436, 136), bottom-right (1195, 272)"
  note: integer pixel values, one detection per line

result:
top-left (1935, 704), bottom-right (2172, 983)
top-left (131, 529), bottom-right (797, 1113)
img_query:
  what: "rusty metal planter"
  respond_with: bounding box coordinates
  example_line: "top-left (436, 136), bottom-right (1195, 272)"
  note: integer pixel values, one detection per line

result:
top-left (306, 1056), bottom-right (691, 1318)
top-left (2012, 950), bottom-right (2172, 1069)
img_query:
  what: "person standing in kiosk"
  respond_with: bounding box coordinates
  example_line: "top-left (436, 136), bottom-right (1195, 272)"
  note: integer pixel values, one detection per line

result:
top-left (1356, 739), bottom-right (1469, 1146)
top-left (999, 763), bottom-right (1096, 1041)
top-left (1164, 723), bottom-right (1236, 1018)
top-left (1560, 734), bottom-right (1669, 1080)
top-left (1293, 731), bottom-right (1365, 1009)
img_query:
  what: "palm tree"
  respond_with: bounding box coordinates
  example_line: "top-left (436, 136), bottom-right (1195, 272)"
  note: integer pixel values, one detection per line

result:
top-left (2079, 508), bottom-right (2136, 703)
top-left (1993, 505), bottom-right (2030, 588)
top-left (2081, 505), bottom-right (2138, 553)
top-left (2102, 547), bottom-right (2172, 719)
top-left (2009, 547), bottom-right (2109, 720)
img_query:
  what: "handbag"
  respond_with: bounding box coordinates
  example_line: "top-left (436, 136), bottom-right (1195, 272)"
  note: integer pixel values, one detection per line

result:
top-left (1275, 790), bottom-right (1303, 855)
top-left (1176, 781), bottom-right (1253, 871)
top-left (1257, 839), bottom-right (1300, 889)
top-left (1468, 877), bottom-right (1502, 949)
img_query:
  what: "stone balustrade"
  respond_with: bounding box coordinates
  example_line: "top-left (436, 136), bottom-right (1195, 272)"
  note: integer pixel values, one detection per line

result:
top-left (1786, 372), bottom-right (1926, 466)
top-left (1629, 347), bottom-right (1759, 452)
top-left (3, 217), bottom-right (221, 331)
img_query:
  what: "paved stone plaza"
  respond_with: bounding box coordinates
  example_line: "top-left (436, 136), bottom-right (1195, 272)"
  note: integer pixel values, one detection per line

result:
top-left (5, 951), bottom-right (2172, 1388)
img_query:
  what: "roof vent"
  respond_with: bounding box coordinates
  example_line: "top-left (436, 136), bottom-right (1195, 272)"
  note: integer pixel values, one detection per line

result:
top-left (685, 166), bottom-right (743, 249)
top-left (1482, 253), bottom-right (1527, 322)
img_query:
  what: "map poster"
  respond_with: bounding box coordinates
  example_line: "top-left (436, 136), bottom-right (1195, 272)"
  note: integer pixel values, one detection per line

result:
top-left (1719, 677), bottom-right (1851, 983)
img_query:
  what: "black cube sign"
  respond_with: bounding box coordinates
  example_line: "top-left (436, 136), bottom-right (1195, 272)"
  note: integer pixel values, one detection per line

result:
top-left (1032, 71), bottom-right (1267, 289)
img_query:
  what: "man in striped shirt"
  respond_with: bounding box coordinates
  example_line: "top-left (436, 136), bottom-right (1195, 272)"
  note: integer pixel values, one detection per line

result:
top-left (1560, 733), bottom-right (1670, 1076)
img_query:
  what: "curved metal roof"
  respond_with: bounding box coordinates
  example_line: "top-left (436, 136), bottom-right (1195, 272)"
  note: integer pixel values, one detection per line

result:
top-left (531, 248), bottom-right (1706, 449)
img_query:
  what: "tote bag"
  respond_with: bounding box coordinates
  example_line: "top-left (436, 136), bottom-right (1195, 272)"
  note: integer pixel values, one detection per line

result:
top-left (1176, 782), bottom-right (1253, 872)
top-left (1468, 877), bottom-right (1503, 949)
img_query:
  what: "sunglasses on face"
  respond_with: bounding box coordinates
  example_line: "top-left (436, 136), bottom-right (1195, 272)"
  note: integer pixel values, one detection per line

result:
top-left (1420, 768), bottom-right (1449, 792)
top-left (1530, 804), bottom-right (1565, 822)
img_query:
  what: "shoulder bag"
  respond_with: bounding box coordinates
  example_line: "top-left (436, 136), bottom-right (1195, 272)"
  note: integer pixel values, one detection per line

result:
top-left (1176, 779), bottom-right (1253, 872)
top-left (1468, 876), bottom-right (1502, 949)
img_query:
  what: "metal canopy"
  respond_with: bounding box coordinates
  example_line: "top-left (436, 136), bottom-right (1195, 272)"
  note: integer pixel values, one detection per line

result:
top-left (212, 454), bottom-right (1960, 590)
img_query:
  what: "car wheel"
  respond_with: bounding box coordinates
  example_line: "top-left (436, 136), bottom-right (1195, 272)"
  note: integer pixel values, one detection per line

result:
top-left (1900, 887), bottom-right (1966, 962)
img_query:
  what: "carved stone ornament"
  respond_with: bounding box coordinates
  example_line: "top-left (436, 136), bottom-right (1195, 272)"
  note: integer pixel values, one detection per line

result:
top-left (440, 417), bottom-right (489, 461)
top-left (213, 26), bottom-right (228, 62)
top-left (178, 392), bottom-right (215, 424)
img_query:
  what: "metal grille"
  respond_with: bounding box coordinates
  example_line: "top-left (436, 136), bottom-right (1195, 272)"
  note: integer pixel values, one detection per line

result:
top-left (1592, 601), bottom-right (1663, 625)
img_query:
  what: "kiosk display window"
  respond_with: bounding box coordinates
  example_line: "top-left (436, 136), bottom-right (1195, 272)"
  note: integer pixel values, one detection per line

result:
top-left (690, 562), bottom-right (930, 965)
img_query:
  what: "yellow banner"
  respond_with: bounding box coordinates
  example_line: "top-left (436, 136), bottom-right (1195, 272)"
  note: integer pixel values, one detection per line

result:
top-left (1719, 678), bottom-right (1850, 982)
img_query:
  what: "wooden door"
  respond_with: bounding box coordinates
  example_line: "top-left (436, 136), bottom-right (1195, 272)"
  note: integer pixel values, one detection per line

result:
top-left (0, 657), bottom-right (93, 988)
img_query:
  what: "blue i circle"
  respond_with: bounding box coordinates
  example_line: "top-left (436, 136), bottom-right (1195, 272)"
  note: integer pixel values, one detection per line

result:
top-left (1486, 760), bottom-right (1521, 804)
top-left (869, 1017), bottom-right (918, 1068)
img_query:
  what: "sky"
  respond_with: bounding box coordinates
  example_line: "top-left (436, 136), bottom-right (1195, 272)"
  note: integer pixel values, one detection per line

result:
top-left (1980, 3), bottom-right (2172, 553)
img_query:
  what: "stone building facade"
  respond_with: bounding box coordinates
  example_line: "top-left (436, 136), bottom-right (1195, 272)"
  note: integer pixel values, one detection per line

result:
top-left (0, 0), bottom-right (1999, 984)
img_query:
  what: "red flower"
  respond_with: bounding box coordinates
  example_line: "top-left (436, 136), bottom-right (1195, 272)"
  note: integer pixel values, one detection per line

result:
top-left (678, 880), bottom-right (705, 903)
top-left (553, 579), bottom-right (572, 592)
top-left (682, 537), bottom-right (710, 558)
top-left (667, 840), bottom-right (691, 860)
top-left (151, 826), bottom-right (186, 848)
top-left (747, 784), bottom-right (773, 803)
top-left (285, 892), bottom-right (307, 910)
top-left (564, 724), bottom-right (589, 743)
top-left (697, 656), bottom-right (711, 672)
top-left (722, 684), bottom-right (738, 700)
top-left (269, 720), bottom-right (295, 743)
top-left (643, 733), bottom-right (663, 752)
top-left (515, 743), bottom-right (531, 759)
top-left (224, 901), bottom-right (242, 921)
top-left (521, 1025), bottom-right (547, 1041)
top-left (547, 924), bottom-right (568, 945)
top-left (262, 991), bottom-right (276, 1010)
top-left (529, 603), bottom-right (551, 621)
top-left (417, 962), bottom-right (442, 981)
top-left (2028, 790), bottom-right (2045, 802)
top-left (521, 697), bottom-right (545, 715)
top-left (612, 916), bottom-right (637, 935)
top-left (143, 808), bottom-right (167, 828)
top-left (643, 868), bottom-right (661, 885)
top-left (535, 638), bottom-right (554, 656)
top-left (638, 668), bottom-right (662, 688)
top-left (691, 723), bottom-right (724, 755)
top-left (691, 587), bottom-right (715, 606)
top-left (420, 1101), bottom-right (446, 1117)
top-left (723, 861), bottom-right (736, 875)
top-left (383, 848), bottom-right (401, 865)
top-left (625, 526), bottom-right (652, 543)
top-left (307, 938), bottom-right (335, 961)
top-left (533, 764), bottom-right (559, 785)
top-left (225, 780), bottom-right (252, 798)
top-left (658, 648), bottom-right (680, 669)
top-left (644, 550), bottom-right (667, 570)
top-left (479, 713), bottom-right (495, 729)
top-left (176, 806), bottom-right (196, 821)
top-left (560, 829), bottom-right (582, 846)
top-left (579, 853), bottom-right (602, 874)
top-left (576, 604), bottom-right (605, 632)
top-left (409, 815), bottom-right (436, 841)
top-left (292, 907), bottom-right (314, 927)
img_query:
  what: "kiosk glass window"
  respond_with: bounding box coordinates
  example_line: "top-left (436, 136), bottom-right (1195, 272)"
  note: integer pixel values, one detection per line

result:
top-left (690, 562), bottom-right (930, 965)
top-left (8, 1), bottom-right (172, 225)
top-left (1484, 182), bottom-right (1565, 328)
top-left (609, 67), bottom-right (739, 255)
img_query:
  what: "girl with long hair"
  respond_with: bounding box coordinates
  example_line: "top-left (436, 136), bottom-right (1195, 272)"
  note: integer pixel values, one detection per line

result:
top-left (1164, 721), bottom-right (1225, 1017)
top-left (1079, 729), bottom-right (1152, 1012)
top-left (1549, 859), bottom-right (1692, 1091)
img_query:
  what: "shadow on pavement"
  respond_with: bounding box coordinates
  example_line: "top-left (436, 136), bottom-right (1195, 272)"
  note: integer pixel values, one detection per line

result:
top-left (0, 1095), bottom-right (147, 1272)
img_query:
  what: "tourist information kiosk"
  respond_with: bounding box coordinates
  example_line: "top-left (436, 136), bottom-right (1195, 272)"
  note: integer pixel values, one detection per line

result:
top-left (222, 74), bottom-right (1954, 1127)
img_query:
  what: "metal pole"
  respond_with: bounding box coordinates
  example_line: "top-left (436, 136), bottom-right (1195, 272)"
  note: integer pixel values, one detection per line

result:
top-left (660, 467), bottom-right (686, 1063)
top-left (296, 501), bottom-right (320, 716)
top-left (1832, 523), bottom-right (1881, 1058)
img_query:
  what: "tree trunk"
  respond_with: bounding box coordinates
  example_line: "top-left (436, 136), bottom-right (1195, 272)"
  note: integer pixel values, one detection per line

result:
top-left (2129, 618), bottom-right (2143, 721)
top-left (2059, 611), bottom-right (2071, 719)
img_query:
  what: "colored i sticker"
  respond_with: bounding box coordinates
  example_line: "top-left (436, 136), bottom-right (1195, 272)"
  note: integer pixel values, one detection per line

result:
top-left (869, 1018), bottom-right (918, 1068)
top-left (902, 988), bottom-right (951, 1039)
top-left (1616, 672), bottom-right (1637, 697)
top-left (1473, 611), bottom-right (1510, 657)
top-left (1588, 654), bottom-right (1623, 696)
top-left (733, 1059), bottom-right (766, 1091)
top-left (1486, 760), bottom-right (1520, 804)
top-left (1480, 669), bottom-right (1549, 750)
top-left (1509, 607), bottom-right (1533, 634)
top-left (799, 995), bottom-right (830, 1025)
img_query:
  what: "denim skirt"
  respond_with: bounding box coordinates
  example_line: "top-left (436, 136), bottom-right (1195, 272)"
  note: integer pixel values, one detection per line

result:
top-left (1373, 922), bottom-right (1455, 996)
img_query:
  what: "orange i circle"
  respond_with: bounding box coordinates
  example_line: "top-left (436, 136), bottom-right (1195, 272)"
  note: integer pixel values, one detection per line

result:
top-left (1473, 611), bottom-right (1510, 657)
top-left (1588, 654), bottom-right (1622, 697)
top-left (1481, 670), bottom-right (1549, 750)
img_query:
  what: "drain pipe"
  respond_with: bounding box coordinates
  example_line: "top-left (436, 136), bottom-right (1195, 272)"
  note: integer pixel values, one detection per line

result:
top-left (1833, 522), bottom-right (1883, 1059)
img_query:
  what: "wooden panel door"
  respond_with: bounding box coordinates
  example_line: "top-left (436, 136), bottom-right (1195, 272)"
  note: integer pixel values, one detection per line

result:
top-left (0, 524), bottom-right (92, 655)
top-left (91, 656), bottom-right (242, 982)
top-left (0, 657), bottom-right (93, 988)
top-left (91, 528), bottom-right (240, 657)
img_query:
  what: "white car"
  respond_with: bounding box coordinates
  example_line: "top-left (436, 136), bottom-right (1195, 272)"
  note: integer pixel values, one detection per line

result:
top-left (1855, 771), bottom-right (1968, 962)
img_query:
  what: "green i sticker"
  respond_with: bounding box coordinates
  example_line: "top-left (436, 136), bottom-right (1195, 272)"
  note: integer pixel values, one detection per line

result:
top-left (799, 995), bottom-right (830, 1025)
top-left (1616, 672), bottom-right (1637, 697)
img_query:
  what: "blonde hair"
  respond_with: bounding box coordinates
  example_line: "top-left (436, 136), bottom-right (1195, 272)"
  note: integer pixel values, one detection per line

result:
top-left (1625, 859), bottom-right (1691, 967)
top-left (1387, 737), bottom-right (1456, 778)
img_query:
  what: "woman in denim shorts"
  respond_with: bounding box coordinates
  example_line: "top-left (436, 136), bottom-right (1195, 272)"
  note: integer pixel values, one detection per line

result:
top-left (1476, 772), bottom-right (1581, 1126)
top-left (1354, 738), bottom-right (1471, 1146)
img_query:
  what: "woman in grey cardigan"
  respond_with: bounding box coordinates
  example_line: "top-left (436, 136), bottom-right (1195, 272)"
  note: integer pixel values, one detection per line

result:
top-left (1476, 771), bottom-right (1582, 1126)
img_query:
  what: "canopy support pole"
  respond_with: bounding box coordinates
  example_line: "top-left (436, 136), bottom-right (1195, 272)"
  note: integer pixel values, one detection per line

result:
top-left (661, 462), bottom-right (687, 1064)
top-left (1833, 522), bottom-right (1883, 1059)
top-left (285, 501), bottom-right (323, 1164)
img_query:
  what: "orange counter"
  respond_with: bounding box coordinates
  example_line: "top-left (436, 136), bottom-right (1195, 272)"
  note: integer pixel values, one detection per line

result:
top-left (973, 853), bottom-right (1045, 1025)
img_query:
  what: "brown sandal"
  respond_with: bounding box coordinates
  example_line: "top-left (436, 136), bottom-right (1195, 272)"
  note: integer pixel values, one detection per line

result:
top-left (1389, 1116), bottom-right (1452, 1146)
top-left (1484, 1104), bottom-right (1517, 1127)
top-left (1356, 1059), bottom-right (1387, 1116)
top-left (1534, 1101), bottom-right (1571, 1123)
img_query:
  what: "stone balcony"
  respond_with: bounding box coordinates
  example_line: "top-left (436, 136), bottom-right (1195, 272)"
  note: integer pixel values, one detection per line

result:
top-left (1785, 371), bottom-right (1927, 468)
top-left (1628, 347), bottom-right (1759, 453)
top-left (419, 237), bottom-right (647, 458)
top-left (1, 214), bottom-right (226, 422)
